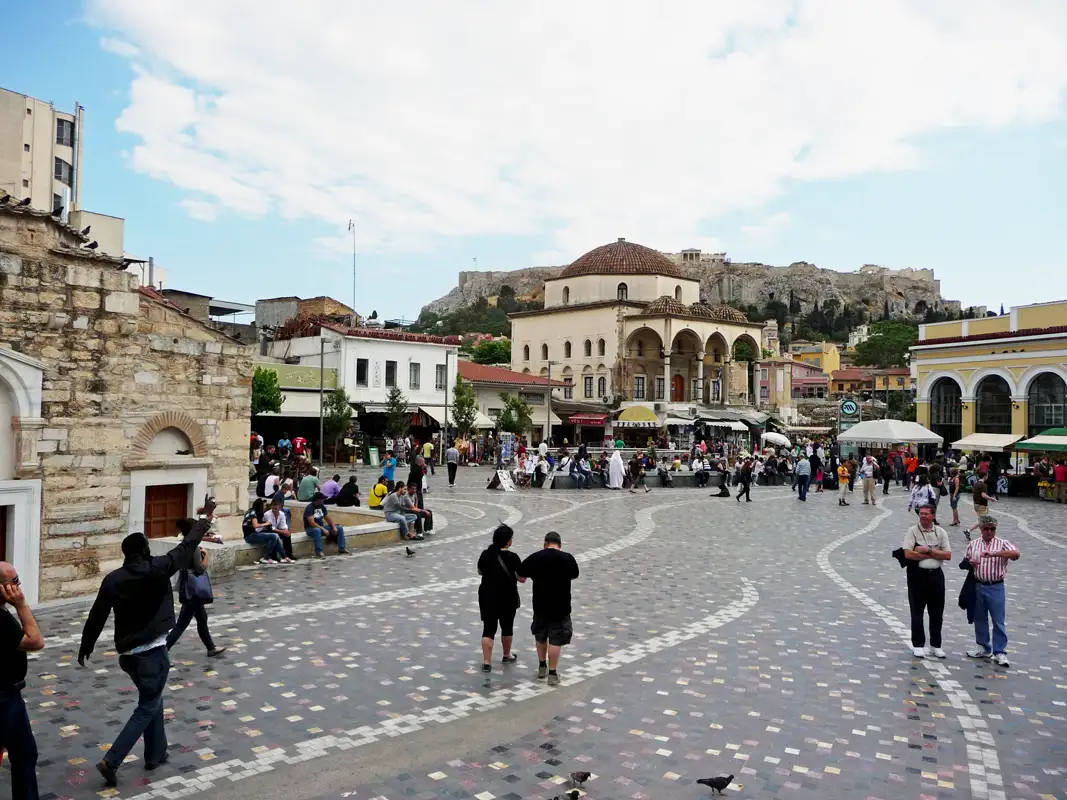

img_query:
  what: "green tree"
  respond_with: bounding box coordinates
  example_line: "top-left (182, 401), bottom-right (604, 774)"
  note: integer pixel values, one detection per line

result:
top-left (251, 366), bottom-right (285, 416)
top-left (384, 385), bottom-right (410, 439)
top-left (853, 321), bottom-right (917, 368)
top-left (470, 338), bottom-right (512, 364)
top-left (322, 388), bottom-right (353, 456)
top-left (733, 339), bottom-right (756, 361)
top-left (496, 392), bottom-right (533, 436)
top-left (451, 375), bottom-right (478, 440)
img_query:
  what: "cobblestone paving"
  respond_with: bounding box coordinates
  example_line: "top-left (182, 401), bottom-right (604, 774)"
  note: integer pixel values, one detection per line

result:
top-left (16, 470), bottom-right (1067, 800)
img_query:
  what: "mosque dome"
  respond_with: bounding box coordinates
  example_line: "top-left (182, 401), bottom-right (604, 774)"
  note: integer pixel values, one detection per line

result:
top-left (559, 238), bottom-right (685, 279)
top-left (707, 305), bottom-right (749, 323)
top-left (640, 295), bottom-right (689, 316)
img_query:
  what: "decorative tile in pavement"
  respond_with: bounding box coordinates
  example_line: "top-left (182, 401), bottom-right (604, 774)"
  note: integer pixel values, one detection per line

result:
top-left (14, 471), bottom-right (1067, 800)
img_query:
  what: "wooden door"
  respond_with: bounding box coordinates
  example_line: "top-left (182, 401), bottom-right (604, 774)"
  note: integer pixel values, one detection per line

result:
top-left (144, 484), bottom-right (188, 539)
top-left (670, 375), bottom-right (685, 402)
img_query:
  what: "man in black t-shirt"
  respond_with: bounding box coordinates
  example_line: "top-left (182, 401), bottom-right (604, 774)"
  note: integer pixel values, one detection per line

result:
top-left (517, 531), bottom-right (580, 686)
top-left (0, 561), bottom-right (45, 800)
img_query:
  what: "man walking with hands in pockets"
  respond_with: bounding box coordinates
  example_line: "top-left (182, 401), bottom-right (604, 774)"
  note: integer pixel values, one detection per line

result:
top-left (517, 531), bottom-right (579, 686)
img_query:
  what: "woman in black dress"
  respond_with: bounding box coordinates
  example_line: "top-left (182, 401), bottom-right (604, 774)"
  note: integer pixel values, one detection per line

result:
top-left (477, 525), bottom-right (524, 672)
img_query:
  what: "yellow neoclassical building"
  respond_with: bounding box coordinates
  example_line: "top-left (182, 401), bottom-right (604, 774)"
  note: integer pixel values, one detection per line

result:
top-left (912, 300), bottom-right (1067, 445)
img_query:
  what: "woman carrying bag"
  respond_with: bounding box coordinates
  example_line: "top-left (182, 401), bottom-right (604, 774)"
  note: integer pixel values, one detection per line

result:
top-left (167, 518), bottom-right (226, 657)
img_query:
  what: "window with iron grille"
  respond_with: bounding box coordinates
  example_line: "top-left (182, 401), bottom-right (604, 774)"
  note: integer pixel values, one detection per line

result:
top-left (385, 360), bottom-right (397, 387)
top-left (409, 362), bottom-right (421, 390)
top-left (584, 377), bottom-right (594, 398)
top-left (435, 364), bottom-right (447, 390)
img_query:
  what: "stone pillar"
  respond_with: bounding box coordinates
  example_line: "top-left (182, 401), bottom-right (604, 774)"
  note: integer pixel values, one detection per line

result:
top-left (695, 352), bottom-right (705, 404)
top-left (723, 355), bottom-right (732, 406)
top-left (1011, 398), bottom-right (1028, 440)
top-left (663, 352), bottom-right (671, 402)
top-left (961, 396), bottom-right (976, 437)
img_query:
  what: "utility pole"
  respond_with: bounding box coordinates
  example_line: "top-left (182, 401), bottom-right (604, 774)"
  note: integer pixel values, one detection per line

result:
top-left (443, 348), bottom-right (452, 449)
top-left (318, 335), bottom-right (325, 468)
top-left (348, 220), bottom-right (356, 318)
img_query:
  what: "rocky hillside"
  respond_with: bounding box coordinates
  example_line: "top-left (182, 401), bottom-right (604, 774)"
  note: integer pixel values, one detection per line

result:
top-left (421, 255), bottom-right (959, 320)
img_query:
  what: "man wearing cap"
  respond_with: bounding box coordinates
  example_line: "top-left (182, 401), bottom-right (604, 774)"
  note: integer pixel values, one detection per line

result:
top-left (965, 515), bottom-right (1020, 667)
top-left (902, 504), bottom-right (952, 659)
top-left (79, 498), bottom-right (216, 787)
top-left (517, 531), bottom-right (580, 686)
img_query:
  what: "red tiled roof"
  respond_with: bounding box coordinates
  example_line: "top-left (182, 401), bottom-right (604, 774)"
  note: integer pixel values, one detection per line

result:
top-left (831, 369), bottom-right (873, 381)
top-left (320, 321), bottom-right (460, 345)
top-left (917, 325), bottom-right (1067, 347)
top-left (458, 360), bottom-right (565, 386)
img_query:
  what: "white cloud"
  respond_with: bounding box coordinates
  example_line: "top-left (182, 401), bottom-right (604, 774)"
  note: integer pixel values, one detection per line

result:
top-left (741, 212), bottom-right (792, 246)
top-left (86, 0), bottom-right (1067, 259)
top-left (178, 199), bottom-right (218, 221)
top-left (98, 36), bottom-right (139, 57)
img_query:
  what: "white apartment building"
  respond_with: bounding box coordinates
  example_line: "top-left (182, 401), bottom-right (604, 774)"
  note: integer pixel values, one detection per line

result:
top-left (0, 87), bottom-right (84, 213)
top-left (266, 322), bottom-right (460, 420)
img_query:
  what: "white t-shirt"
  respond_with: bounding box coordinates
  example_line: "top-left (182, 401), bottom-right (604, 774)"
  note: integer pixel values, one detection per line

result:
top-left (264, 474), bottom-right (281, 496)
top-left (265, 508), bottom-right (289, 533)
top-left (859, 459), bottom-right (876, 479)
top-left (538, 441), bottom-right (548, 457)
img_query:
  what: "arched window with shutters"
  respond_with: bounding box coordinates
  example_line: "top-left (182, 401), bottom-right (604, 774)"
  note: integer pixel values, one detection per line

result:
top-left (674, 285), bottom-right (682, 301)
top-left (617, 282), bottom-right (628, 301)
top-left (523, 344), bottom-right (530, 361)
top-left (597, 338), bottom-right (605, 356)
top-left (583, 339), bottom-right (592, 357)
top-left (564, 341), bottom-right (572, 358)
top-left (597, 376), bottom-right (606, 397)
top-left (562, 286), bottom-right (570, 305)
top-left (541, 343), bottom-right (549, 360)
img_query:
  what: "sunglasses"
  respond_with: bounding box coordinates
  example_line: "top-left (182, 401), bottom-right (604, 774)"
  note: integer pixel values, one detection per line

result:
top-left (2, 576), bottom-right (20, 587)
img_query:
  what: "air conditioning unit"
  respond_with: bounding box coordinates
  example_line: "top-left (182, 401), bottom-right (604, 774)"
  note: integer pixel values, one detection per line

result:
top-left (601, 396), bottom-right (612, 404)
top-left (654, 403), bottom-right (665, 411)
top-left (689, 407), bottom-right (698, 416)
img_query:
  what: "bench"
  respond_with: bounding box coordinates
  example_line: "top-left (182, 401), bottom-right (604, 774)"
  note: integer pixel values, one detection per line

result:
top-left (550, 472), bottom-right (728, 489)
top-left (149, 504), bottom-right (402, 577)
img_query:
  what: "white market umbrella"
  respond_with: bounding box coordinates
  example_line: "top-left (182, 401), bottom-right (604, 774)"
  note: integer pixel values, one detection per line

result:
top-left (836, 419), bottom-right (942, 445)
top-left (760, 431), bottom-right (791, 448)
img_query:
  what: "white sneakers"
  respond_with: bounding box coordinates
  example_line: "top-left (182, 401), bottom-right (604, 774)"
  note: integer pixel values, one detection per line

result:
top-left (912, 646), bottom-right (926, 658)
top-left (926, 647), bottom-right (946, 659)
top-left (992, 653), bottom-right (1010, 667)
top-left (966, 647), bottom-right (992, 659)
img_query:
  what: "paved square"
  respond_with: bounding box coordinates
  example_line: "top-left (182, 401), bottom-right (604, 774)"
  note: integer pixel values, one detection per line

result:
top-left (20, 468), bottom-right (1067, 800)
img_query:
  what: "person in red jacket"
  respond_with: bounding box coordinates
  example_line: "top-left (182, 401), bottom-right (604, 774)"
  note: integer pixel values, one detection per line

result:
top-left (1054, 459), bottom-right (1067, 503)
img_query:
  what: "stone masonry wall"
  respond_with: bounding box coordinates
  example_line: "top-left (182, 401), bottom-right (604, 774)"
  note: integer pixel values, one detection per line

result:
top-left (0, 209), bottom-right (251, 599)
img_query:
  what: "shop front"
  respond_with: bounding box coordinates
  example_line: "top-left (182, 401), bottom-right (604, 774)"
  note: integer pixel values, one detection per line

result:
top-left (569, 413), bottom-right (609, 448)
top-left (611, 405), bottom-right (660, 449)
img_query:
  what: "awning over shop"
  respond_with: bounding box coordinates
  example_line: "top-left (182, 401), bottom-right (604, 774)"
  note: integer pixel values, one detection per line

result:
top-left (664, 417), bottom-right (697, 427)
top-left (257, 391), bottom-right (323, 418)
top-left (474, 411), bottom-right (496, 429)
top-left (569, 413), bottom-right (609, 425)
top-left (951, 433), bottom-right (1023, 452)
top-left (419, 406), bottom-right (447, 424)
top-left (536, 411), bottom-right (564, 427)
top-left (1015, 427), bottom-right (1067, 452)
top-left (362, 403), bottom-right (414, 414)
top-left (614, 405), bottom-right (659, 428)
top-left (702, 419), bottom-right (748, 432)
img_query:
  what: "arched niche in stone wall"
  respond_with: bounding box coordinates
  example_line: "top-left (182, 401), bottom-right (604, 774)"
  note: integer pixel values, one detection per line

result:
top-left (130, 411), bottom-right (208, 461)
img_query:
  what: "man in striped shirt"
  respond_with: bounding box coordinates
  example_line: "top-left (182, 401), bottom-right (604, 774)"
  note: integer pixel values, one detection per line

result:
top-left (964, 515), bottom-right (1020, 667)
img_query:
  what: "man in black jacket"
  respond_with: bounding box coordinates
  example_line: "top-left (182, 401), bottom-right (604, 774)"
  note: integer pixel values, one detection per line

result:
top-left (78, 498), bottom-right (215, 786)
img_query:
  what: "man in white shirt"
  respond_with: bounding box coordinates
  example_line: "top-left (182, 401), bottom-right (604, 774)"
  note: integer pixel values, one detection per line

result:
top-left (902, 505), bottom-right (951, 659)
top-left (860, 455), bottom-right (878, 506)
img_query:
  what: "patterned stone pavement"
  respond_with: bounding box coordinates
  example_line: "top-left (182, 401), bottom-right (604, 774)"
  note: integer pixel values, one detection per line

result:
top-left (14, 468), bottom-right (1067, 800)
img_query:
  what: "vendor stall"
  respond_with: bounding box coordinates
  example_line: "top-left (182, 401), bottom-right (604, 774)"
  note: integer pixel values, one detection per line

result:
top-left (612, 405), bottom-right (659, 448)
top-left (950, 433), bottom-right (1023, 452)
top-left (837, 419), bottom-right (943, 447)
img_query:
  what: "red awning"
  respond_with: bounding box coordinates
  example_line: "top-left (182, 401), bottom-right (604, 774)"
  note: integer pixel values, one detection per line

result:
top-left (569, 413), bottom-right (608, 425)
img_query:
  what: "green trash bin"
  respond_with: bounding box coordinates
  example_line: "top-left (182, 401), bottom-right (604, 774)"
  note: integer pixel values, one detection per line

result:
top-left (367, 446), bottom-right (380, 468)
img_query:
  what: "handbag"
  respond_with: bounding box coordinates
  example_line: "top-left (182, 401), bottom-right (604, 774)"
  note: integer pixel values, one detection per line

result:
top-left (180, 569), bottom-right (214, 604)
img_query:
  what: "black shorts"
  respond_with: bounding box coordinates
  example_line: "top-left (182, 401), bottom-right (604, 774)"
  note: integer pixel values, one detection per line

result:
top-left (480, 604), bottom-right (516, 639)
top-left (531, 613), bottom-right (573, 646)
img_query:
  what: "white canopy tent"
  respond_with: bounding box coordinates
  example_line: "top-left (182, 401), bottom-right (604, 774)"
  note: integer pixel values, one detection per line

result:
top-left (950, 433), bottom-right (1023, 452)
top-left (836, 419), bottom-right (942, 445)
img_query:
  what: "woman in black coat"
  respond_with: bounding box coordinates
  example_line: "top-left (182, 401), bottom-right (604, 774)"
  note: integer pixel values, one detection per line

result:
top-left (477, 525), bottom-right (524, 672)
top-left (167, 518), bottom-right (226, 657)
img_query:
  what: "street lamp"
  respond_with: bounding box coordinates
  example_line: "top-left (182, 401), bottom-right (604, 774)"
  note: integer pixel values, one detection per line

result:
top-left (546, 360), bottom-right (560, 446)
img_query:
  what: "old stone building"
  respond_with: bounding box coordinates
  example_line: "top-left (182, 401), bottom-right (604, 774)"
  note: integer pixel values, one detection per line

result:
top-left (0, 204), bottom-right (251, 601)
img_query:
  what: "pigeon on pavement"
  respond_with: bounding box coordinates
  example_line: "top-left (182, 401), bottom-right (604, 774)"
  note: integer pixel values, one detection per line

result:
top-left (697, 774), bottom-right (734, 794)
top-left (570, 771), bottom-right (591, 787)
top-left (405, 547), bottom-right (416, 558)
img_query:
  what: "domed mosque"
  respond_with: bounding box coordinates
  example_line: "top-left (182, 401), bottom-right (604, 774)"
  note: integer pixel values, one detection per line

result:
top-left (508, 238), bottom-right (770, 443)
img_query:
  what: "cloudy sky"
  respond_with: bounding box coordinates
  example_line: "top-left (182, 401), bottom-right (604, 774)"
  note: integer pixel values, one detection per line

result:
top-left (4, 1), bottom-right (1066, 319)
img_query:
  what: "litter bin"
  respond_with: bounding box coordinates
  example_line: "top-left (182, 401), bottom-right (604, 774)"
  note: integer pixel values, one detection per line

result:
top-left (366, 446), bottom-right (380, 468)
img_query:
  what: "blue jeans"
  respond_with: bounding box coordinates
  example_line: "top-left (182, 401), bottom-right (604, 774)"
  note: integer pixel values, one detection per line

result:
top-left (0, 689), bottom-right (38, 800)
top-left (306, 524), bottom-right (346, 554)
top-left (797, 474), bottom-right (809, 501)
top-left (106, 646), bottom-right (170, 770)
top-left (973, 582), bottom-right (1008, 654)
top-left (385, 511), bottom-right (417, 536)
top-left (244, 530), bottom-right (287, 561)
